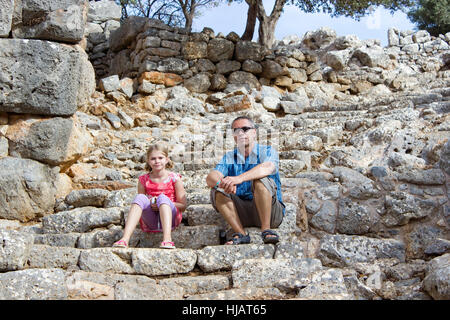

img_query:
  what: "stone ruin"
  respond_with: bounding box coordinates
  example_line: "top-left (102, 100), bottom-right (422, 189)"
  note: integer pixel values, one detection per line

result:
top-left (0, 0), bottom-right (449, 300)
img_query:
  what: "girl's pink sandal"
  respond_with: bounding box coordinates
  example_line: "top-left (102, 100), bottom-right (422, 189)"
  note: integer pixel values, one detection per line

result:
top-left (160, 241), bottom-right (176, 249)
top-left (112, 239), bottom-right (128, 248)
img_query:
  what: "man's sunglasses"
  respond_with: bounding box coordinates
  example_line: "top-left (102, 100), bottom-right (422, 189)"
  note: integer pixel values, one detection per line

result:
top-left (233, 126), bottom-right (255, 134)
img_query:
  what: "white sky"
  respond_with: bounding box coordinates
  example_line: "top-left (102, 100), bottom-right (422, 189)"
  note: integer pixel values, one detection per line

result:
top-left (193, 0), bottom-right (417, 47)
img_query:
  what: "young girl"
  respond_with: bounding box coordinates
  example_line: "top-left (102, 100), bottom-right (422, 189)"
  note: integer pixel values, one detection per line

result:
top-left (113, 143), bottom-right (186, 249)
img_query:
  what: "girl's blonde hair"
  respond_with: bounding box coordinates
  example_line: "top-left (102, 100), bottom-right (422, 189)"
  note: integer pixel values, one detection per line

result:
top-left (145, 143), bottom-right (174, 172)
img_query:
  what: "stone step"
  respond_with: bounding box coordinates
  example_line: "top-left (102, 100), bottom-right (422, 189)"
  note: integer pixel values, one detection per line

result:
top-left (35, 224), bottom-right (222, 250)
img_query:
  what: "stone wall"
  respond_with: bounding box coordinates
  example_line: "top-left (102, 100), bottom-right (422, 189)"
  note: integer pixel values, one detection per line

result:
top-left (98, 17), bottom-right (450, 98)
top-left (0, 0), bottom-right (96, 221)
top-left (0, 0), bottom-right (449, 300)
top-left (84, 0), bottom-right (121, 78)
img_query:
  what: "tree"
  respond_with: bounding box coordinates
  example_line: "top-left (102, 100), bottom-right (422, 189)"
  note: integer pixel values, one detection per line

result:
top-left (115, 0), bottom-right (221, 32)
top-left (407, 0), bottom-right (450, 36)
top-left (236, 0), bottom-right (413, 49)
top-left (176, 0), bottom-right (221, 32)
top-left (115, 0), bottom-right (185, 26)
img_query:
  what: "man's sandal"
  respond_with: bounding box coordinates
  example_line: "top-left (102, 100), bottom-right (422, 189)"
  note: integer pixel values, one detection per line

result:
top-left (112, 239), bottom-right (128, 248)
top-left (261, 229), bottom-right (280, 244)
top-left (225, 232), bottom-right (251, 245)
top-left (160, 241), bottom-right (176, 249)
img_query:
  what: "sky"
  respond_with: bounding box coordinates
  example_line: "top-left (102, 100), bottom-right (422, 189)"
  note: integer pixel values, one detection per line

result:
top-left (193, 1), bottom-right (417, 47)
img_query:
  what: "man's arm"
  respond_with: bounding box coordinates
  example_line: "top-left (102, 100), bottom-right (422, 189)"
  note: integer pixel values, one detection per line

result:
top-left (220, 161), bottom-right (275, 193)
top-left (206, 170), bottom-right (224, 188)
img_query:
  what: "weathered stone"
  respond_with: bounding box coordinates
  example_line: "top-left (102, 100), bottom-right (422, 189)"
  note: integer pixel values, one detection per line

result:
top-left (42, 207), bottom-right (122, 234)
top-left (161, 96), bottom-right (205, 115)
top-left (0, 230), bottom-right (34, 271)
top-left (159, 275), bottom-right (230, 295)
top-left (0, 0), bottom-right (14, 37)
top-left (184, 73), bottom-right (211, 93)
top-left (332, 167), bottom-right (379, 200)
top-left (221, 94), bottom-right (253, 112)
top-left (242, 59), bottom-right (262, 74)
top-left (78, 248), bottom-right (135, 274)
top-left (210, 73), bottom-right (228, 91)
top-left (6, 115), bottom-right (92, 166)
top-left (228, 71), bottom-right (260, 89)
top-left (88, 0), bottom-right (122, 23)
top-left (235, 41), bottom-right (265, 62)
top-left (274, 241), bottom-right (305, 259)
top-left (310, 200), bottom-right (336, 233)
top-left (326, 50), bottom-right (350, 71)
top-left (405, 225), bottom-right (444, 259)
top-left (115, 280), bottom-right (184, 300)
top-left (384, 192), bottom-right (436, 227)
top-left (65, 189), bottom-right (110, 208)
top-left (109, 16), bottom-right (147, 52)
top-left (0, 39), bottom-right (94, 116)
top-left (423, 253), bottom-right (450, 300)
top-left (352, 47), bottom-right (391, 69)
top-left (396, 168), bottom-right (446, 185)
top-left (297, 268), bottom-right (353, 300)
top-left (12, 0), bottom-right (88, 43)
top-left (0, 268), bottom-right (68, 299)
top-left (185, 204), bottom-right (226, 227)
top-left (0, 157), bottom-right (58, 221)
top-left (182, 41), bottom-right (208, 60)
top-left (207, 38), bottom-right (234, 62)
top-left (186, 287), bottom-right (284, 300)
top-left (196, 244), bottom-right (275, 272)
top-left (136, 225), bottom-right (221, 249)
top-left (337, 198), bottom-right (379, 235)
top-left (232, 258), bottom-right (322, 289)
top-left (156, 58), bottom-right (189, 74)
top-left (216, 60), bottom-right (241, 74)
top-left (283, 134), bottom-right (323, 152)
top-left (302, 27), bottom-right (336, 49)
top-left (132, 248), bottom-right (197, 276)
top-left (260, 60), bottom-right (286, 79)
top-left (27, 245), bottom-right (80, 269)
top-left (318, 234), bottom-right (406, 267)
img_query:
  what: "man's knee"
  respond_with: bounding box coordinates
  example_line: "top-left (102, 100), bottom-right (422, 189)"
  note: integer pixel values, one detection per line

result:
top-left (215, 191), bottom-right (231, 204)
top-left (252, 178), bottom-right (270, 194)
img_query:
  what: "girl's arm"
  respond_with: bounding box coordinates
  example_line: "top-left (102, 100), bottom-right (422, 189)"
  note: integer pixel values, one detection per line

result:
top-left (137, 180), bottom-right (146, 194)
top-left (174, 178), bottom-right (187, 212)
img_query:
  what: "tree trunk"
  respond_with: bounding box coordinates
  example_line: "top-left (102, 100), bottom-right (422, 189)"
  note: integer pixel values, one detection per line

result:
top-left (254, 0), bottom-right (287, 49)
top-left (241, 0), bottom-right (257, 41)
top-left (258, 18), bottom-right (278, 49)
top-left (184, 13), bottom-right (193, 32)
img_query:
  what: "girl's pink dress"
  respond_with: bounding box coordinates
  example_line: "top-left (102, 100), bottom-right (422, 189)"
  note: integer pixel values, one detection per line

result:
top-left (137, 171), bottom-right (183, 232)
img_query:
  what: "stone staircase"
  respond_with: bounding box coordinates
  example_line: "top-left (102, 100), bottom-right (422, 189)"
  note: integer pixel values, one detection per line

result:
top-left (1, 84), bottom-right (449, 300)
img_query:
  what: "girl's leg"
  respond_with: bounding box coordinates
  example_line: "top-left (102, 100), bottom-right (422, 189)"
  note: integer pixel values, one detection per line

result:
top-left (159, 204), bottom-right (173, 243)
top-left (156, 194), bottom-right (177, 243)
top-left (120, 203), bottom-right (143, 243)
top-left (117, 195), bottom-right (150, 244)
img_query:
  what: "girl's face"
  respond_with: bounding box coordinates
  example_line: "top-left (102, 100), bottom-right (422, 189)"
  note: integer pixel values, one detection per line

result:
top-left (148, 150), bottom-right (168, 171)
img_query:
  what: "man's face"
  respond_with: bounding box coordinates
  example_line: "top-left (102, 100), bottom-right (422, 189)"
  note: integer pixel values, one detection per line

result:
top-left (232, 119), bottom-right (256, 148)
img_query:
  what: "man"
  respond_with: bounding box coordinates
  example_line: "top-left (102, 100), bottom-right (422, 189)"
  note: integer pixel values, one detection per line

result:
top-left (206, 116), bottom-right (285, 245)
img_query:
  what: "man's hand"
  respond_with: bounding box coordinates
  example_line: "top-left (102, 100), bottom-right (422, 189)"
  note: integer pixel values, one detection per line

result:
top-left (220, 176), bottom-right (243, 194)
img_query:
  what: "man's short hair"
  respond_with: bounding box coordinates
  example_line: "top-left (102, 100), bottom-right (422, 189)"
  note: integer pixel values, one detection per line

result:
top-left (231, 116), bottom-right (256, 129)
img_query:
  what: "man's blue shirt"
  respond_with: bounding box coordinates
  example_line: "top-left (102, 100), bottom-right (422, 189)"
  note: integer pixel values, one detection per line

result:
top-left (214, 143), bottom-right (285, 215)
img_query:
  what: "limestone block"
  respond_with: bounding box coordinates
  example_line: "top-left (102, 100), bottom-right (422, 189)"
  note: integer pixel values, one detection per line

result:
top-left (6, 114), bottom-right (92, 166)
top-left (0, 0), bottom-right (14, 37)
top-left (0, 230), bottom-right (34, 271)
top-left (0, 157), bottom-right (58, 221)
top-left (12, 0), bottom-right (88, 43)
top-left (0, 39), bottom-right (94, 116)
top-left (0, 269), bottom-right (68, 299)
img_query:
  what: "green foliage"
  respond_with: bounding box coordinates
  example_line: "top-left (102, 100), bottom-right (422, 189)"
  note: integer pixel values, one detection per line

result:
top-left (407, 0), bottom-right (450, 36)
top-left (292, 0), bottom-right (413, 20)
